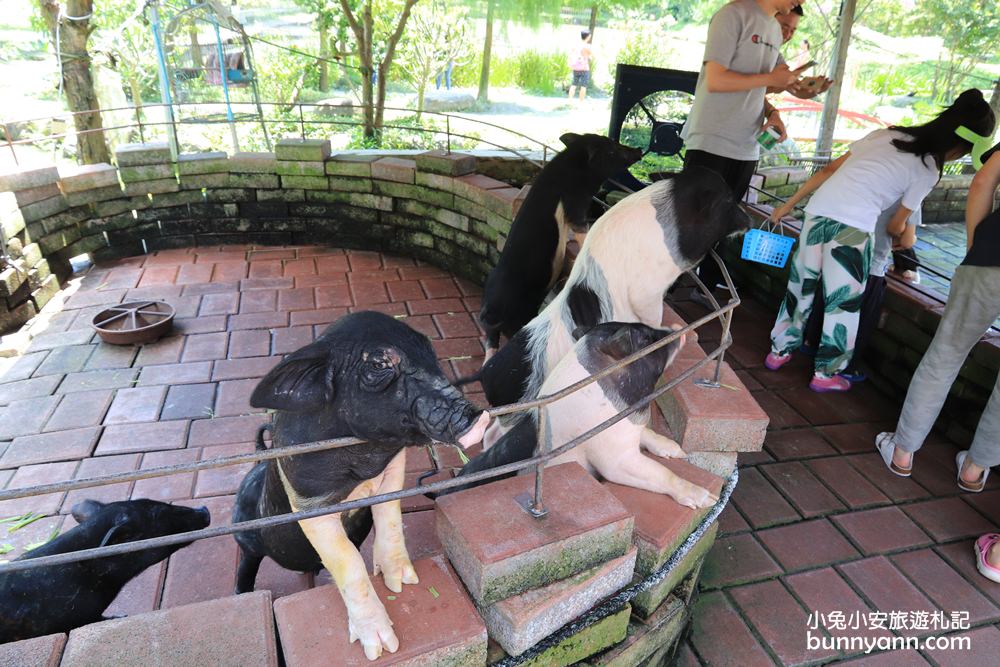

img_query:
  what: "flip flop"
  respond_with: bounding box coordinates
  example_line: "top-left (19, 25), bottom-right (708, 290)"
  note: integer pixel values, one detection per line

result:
top-left (975, 534), bottom-right (1000, 584)
top-left (875, 431), bottom-right (911, 477)
top-left (956, 450), bottom-right (989, 493)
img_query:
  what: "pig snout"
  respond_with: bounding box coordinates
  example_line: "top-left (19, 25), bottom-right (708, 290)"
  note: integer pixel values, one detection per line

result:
top-left (414, 393), bottom-right (486, 446)
top-left (195, 506), bottom-right (210, 523)
top-left (457, 411), bottom-right (491, 449)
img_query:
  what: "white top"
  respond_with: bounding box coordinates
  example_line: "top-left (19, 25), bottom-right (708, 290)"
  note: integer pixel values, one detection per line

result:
top-left (805, 129), bottom-right (940, 232)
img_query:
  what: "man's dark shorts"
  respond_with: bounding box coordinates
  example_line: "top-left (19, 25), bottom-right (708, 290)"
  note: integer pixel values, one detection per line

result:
top-left (572, 70), bottom-right (590, 87)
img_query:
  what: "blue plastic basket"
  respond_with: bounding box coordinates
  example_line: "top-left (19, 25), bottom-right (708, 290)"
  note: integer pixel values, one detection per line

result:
top-left (741, 226), bottom-right (795, 268)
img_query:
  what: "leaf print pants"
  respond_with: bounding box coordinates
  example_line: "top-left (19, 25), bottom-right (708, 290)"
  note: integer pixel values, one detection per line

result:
top-left (769, 214), bottom-right (873, 377)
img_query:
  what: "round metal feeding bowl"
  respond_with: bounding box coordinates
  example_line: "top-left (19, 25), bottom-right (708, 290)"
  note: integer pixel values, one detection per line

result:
top-left (92, 301), bottom-right (176, 345)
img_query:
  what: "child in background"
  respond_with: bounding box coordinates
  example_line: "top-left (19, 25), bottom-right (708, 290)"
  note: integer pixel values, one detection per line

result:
top-left (765, 89), bottom-right (995, 392)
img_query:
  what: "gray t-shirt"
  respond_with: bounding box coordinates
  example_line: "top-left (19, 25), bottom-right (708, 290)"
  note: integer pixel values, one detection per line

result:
top-left (871, 198), bottom-right (922, 278)
top-left (681, 0), bottom-right (784, 161)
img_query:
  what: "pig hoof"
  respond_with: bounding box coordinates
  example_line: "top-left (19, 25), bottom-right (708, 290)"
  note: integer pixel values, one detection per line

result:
top-left (348, 602), bottom-right (398, 660)
top-left (672, 482), bottom-right (718, 510)
top-left (646, 439), bottom-right (686, 459)
top-left (373, 548), bottom-right (419, 593)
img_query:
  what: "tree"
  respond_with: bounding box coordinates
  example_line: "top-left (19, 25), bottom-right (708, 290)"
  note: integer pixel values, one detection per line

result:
top-left (291, 0), bottom-right (341, 92)
top-left (37, 0), bottom-right (110, 164)
top-left (396, 0), bottom-right (474, 118)
top-left (476, 0), bottom-right (562, 105)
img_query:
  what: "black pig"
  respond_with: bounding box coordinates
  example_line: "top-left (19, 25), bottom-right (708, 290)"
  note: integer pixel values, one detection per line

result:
top-left (478, 133), bottom-right (642, 355)
top-left (232, 310), bottom-right (489, 661)
top-left (0, 499), bottom-right (210, 643)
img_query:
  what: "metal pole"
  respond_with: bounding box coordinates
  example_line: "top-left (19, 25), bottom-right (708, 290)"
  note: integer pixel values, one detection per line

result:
top-left (815, 0), bottom-right (859, 158)
top-left (211, 17), bottom-right (240, 153)
top-left (148, 1), bottom-right (179, 161)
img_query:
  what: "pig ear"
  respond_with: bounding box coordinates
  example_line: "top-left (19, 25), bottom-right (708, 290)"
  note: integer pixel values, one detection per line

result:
top-left (250, 341), bottom-right (335, 412)
top-left (98, 516), bottom-right (131, 548)
top-left (559, 132), bottom-right (581, 147)
top-left (571, 325), bottom-right (593, 341)
top-left (598, 326), bottom-right (640, 359)
top-left (70, 499), bottom-right (105, 524)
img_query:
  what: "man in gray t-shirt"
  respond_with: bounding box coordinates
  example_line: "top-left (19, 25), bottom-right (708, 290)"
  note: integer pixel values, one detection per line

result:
top-left (683, 0), bottom-right (801, 292)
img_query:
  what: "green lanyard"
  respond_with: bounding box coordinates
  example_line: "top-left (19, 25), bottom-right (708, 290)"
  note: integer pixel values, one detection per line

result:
top-left (955, 125), bottom-right (998, 171)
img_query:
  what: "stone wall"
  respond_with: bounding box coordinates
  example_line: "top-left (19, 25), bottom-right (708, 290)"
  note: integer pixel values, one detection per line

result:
top-left (0, 140), bottom-right (532, 335)
top-left (721, 216), bottom-right (999, 446)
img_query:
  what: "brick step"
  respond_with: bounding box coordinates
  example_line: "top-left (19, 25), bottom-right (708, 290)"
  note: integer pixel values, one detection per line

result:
top-left (435, 462), bottom-right (634, 605)
top-left (0, 633), bottom-right (66, 667)
top-left (273, 555), bottom-right (486, 667)
top-left (481, 546), bottom-right (637, 656)
top-left (58, 591), bottom-right (277, 666)
top-left (582, 595), bottom-right (687, 666)
top-left (487, 605), bottom-right (631, 667)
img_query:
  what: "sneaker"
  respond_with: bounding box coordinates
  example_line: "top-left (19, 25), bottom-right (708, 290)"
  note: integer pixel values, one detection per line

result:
top-left (901, 269), bottom-right (921, 284)
top-left (809, 373), bottom-right (852, 392)
top-left (840, 368), bottom-right (867, 383)
top-left (975, 534), bottom-right (1000, 584)
top-left (764, 351), bottom-right (791, 371)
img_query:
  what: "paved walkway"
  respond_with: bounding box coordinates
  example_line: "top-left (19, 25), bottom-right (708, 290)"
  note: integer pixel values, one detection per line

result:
top-left (0, 245), bottom-right (997, 666)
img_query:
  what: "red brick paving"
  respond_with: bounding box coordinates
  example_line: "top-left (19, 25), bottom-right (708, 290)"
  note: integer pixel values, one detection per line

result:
top-left (1, 247), bottom-right (997, 665)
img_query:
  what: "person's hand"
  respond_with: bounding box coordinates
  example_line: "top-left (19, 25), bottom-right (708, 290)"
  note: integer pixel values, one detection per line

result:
top-left (764, 112), bottom-right (788, 142)
top-left (770, 202), bottom-right (793, 223)
top-left (768, 64), bottom-right (797, 90)
top-left (789, 76), bottom-right (833, 99)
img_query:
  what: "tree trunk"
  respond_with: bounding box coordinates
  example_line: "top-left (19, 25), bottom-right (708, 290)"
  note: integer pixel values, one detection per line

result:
top-left (361, 4), bottom-right (375, 139)
top-left (588, 5), bottom-right (597, 36)
top-left (989, 76), bottom-right (1000, 126)
top-left (39, 0), bottom-right (110, 164)
top-left (319, 23), bottom-right (329, 92)
top-left (188, 25), bottom-right (203, 73)
top-left (477, 0), bottom-right (495, 105)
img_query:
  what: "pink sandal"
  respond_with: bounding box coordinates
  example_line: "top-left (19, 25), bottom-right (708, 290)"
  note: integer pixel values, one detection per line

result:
top-left (975, 534), bottom-right (1000, 584)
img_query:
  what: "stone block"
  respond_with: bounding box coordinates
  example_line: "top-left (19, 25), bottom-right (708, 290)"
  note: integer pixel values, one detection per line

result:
top-left (1, 207), bottom-right (26, 240)
top-left (435, 462), bottom-right (634, 605)
top-left (482, 547), bottom-right (637, 656)
top-left (118, 164), bottom-right (175, 182)
top-left (479, 187), bottom-right (520, 218)
top-left (63, 234), bottom-right (108, 260)
top-left (582, 596), bottom-right (687, 666)
top-left (326, 153), bottom-right (380, 177)
top-left (273, 555), bottom-right (487, 667)
top-left (686, 451), bottom-right (738, 478)
top-left (230, 173), bottom-right (280, 189)
top-left (0, 299), bottom-right (36, 332)
top-left (0, 262), bottom-right (28, 297)
top-left (452, 173), bottom-right (510, 203)
top-left (452, 196), bottom-right (491, 222)
top-left (281, 175), bottom-right (330, 191)
top-left (177, 152), bottom-right (230, 175)
top-left (0, 632), bottom-right (66, 667)
top-left (60, 591), bottom-right (277, 667)
top-left (256, 187), bottom-right (303, 202)
top-left (229, 152), bottom-right (277, 173)
top-left (122, 178), bottom-right (179, 196)
top-left (0, 166), bottom-right (60, 191)
top-left (275, 160), bottom-right (327, 177)
top-left (205, 188), bottom-right (253, 203)
top-left (513, 185), bottom-right (530, 217)
top-left (415, 150), bottom-right (476, 176)
top-left (38, 225), bottom-right (82, 255)
top-left (31, 274), bottom-right (60, 311)
top-left (115, 142), bottom-right (172, 167)
top-left (65, 184), bottom-right (123, 207)
top-left (631, 525), bottom-right (717, 618)
top-left (372, 157), bottom-right (417, 184)
top-left (328, 176), bottom-right (374, 194)
top-left (490, 605), bottom-right (631, 667)
top-left (38, 206), bottom-right (90, 235)
top-left (21, 242), bottom-right (42, 267)
top-left (180, 173), bottom-right (229, 190)
top-left (149, 190), bottom-right (205, 208)
top-left (27, 260), bottom-right (51, 289)
top-left (275, 138), bottom-right (331, 162)
top-left (655, 360), bottom-right (768, 452)
top-left (20, 195), bottom-right (68, 223)
top-left (415, 171), bottom-right (456, 193)
top-left (11, 183), bottom-right (61, 207)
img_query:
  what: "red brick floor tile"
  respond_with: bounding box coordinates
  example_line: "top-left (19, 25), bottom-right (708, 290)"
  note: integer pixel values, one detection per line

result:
top-left (146, 249), bottom-right (194, 264)
top-left (903, 497), bottom-right (996, 542)
top-left (461, 295), bottom-right (482, 313)
top-left (963, 490), bottom-right (1000, 526)
top-left (182, 281), bottom-right (240, 296)
top-left (105, 561), bottom-right (165, 617)
top-left (420, 277), bottom-right (462, 299)
top-left (33, 344), bottom-right (93, 376)
top-left (349, 269), bottom-right (400, 284)
top-left (42, 389), bottom-right (113, 432)
top-left (58, 369), bottom-right (140, 394)
top-left (748, 358), bottom-right (816, 392)
top-left (238, 289), bottom-right (277, 314)
top-left (137, 361), bottom-right (213, 386)
top-left (432, 337), bottom-right (484, 360)
top-left (0, 460), bottom-right (77, 516)
top-left (736, 369), bottom-right (764, 391)
top-left (347, 280), bottom-right (388, 305)
top-left (784, 567), bottom-right (894, 645)
top-left (764, 428), bottom-right (838, 460)
top-left (807, 457), bottom-right (892, 509)
top-left (846, 454), bottom-right (933, 502)
top-left (0, 395), bottom-right (60, 439)
top-left (251, 249), bottom-right (296, 261)
top-left (755, 391), bottom-right (810, 429)
top-left (214, 379), bottom-right (260, 417)
top-left (162, 383), bottom-right (218, 421)
top-left (170, 295), bottom-right (202, 320)
top-left (701, 533), bottom-right (784, 589)
top-left (276, 287), bottom-right (315, 311)
top-left (212, 357), bottom-right (279, 382)
top-left (816, 422), bottom-right (895, 455)
top-left (407, 297), bottom-right (465, 315)
top-left (890, 549), bottom-right (1000, 624)
top-left (398, 264), bottom-right (449, 280)
top-left (211, 260), bottom-right (249, 282)
top-left (689, 590), bottom-right (774, 667)
top-left (776, 389), bottom-right (859, 427)
top-left (198, 291), bottom-right (239, 316)
top-left (126, 285), bottom-right (183, 304)
top-left (1, 513), bottom-right (65, 560)
top-left (739, 450), bottom-right (776, 467)
top-left (100, 266), bottom-right (143, 289)
top-left (832, 507), bottom-right (933, 556)
top-left (283, 258), bottom-right (317, 276)
top-left (228, 311), bottom-right (288, 330)
top-left (272, 326), bottom-right (313, 355)
top-left (346, 251), bottom-right (382, 271)
top-left (1, 426), bottom-right (101, 468)
top-left (434, 311), bottom-right (481, 339)
top-left (64, 287), bottom-right (127, 311)
top-left (837, 557), bottom-right (938, 635)
top-left (182, 332), bottom-right (229, 362)
top-left (454, 277), bottom-right (482, 296)
top-left (289, 307), bottom-right (348, 327)
top-left (194, 442), bottom-right (254, 497)
top-left (104, 386), bottom-right (168, 424)
top-left (718, 503), bottom-right (750, 535)
top-left (295, 272), bottom-right (347, 288)
top-left (760, 461), bottom-right (846, 518)
top-left (135, 335), bottom-right (185, 367)
top-left (137, 265), bottom-right (179, 287)
top-left (83, 343), bottom-right (137, 371)
top-left (730, 579), bottom-right (840, 665)
top-left (932, 624), bottom-right (1000, 667)
top-left (757, 519), bottom-right (861, 572)
top-left (247, 260), bottom-right (283, 279)
top-left (381, 253), bottom-right (417, 268)
top-left (314, 254), bottom-right (350, 274)
top-left (387, 279), bottom-right (425, 302)
top-left (397, 314), bottom-right (438, 340)
top-left (241, 277), bottom-right (294, 291)
top-left (356, 301), bottom-right (408, 318)
top-left (228, 329), bottom-right (270, 358)
top-left (907, 443), bottom-right (967, 497)
top-left (731, 467), bottom-right (801, 529)
top-left (131, 448), bottom-right (199, 501)
top-left (159, 535), bottom-right (238, 608)
top-left (251, 557), bottom-right (313, 600)
top-left (176, 262), bottom-right (214, 285)
top-left (936, 541), bottom-right (1000, 607)
top-left (837, 650), bottom-right (931, 666)
top-left (0, 376), bottom-right (62, 408)
top-left (188, 414), bottom-right (270, 447)
top-left (0, 350), bottom-right (48, 382)
top-left (62, 453), bottom-right (141, 509)
top-left (173, 314), bottom-right (228, 334)
top-left (96, 420), bottom-right (190, 455)
top-left (673, 641), bottom-right (700, 667)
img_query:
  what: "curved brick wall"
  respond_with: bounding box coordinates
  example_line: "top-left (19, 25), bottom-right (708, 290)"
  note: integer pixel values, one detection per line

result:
top-left (0, 139), bottom-right (531, 332)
